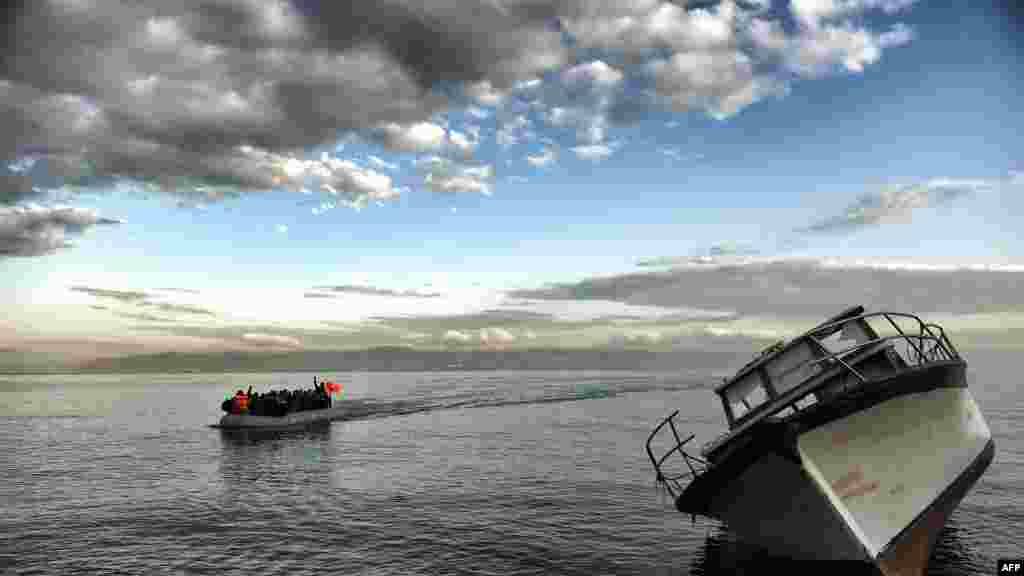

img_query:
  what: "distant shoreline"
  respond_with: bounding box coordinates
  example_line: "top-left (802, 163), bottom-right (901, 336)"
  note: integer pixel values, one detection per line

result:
top-left (0, 346), bottom-right (749, 376)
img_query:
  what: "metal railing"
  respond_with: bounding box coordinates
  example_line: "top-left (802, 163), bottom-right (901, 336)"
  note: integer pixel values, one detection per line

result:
top-left (801, 311), bottom-right (959, 385)
top-left (645, 409), bottom-right (708, 499)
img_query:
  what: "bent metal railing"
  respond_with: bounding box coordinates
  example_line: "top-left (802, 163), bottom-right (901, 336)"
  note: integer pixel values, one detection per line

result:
top-left (646, 310), bottom-right (961, 504)
top-left (645, 410), bottom-right (708, 499)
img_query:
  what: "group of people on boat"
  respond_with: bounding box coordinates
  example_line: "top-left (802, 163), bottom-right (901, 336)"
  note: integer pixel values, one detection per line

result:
top-left (221, 377), bottom-right (339, 417)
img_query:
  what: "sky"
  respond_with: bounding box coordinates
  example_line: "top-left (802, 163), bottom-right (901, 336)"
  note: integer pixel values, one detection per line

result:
top-left (1, 0), bottom-right (1022, 365)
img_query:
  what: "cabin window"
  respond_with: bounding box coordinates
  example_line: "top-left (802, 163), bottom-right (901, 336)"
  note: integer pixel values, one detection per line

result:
top-left (816, 320), bottom-right (873, 355)
top-left (764, 339), bottom-right (821, 396)
top-left (724, 371), bottom-right (769, 421)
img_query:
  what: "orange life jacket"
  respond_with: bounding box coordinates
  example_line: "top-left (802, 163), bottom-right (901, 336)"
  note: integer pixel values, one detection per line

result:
top-left (233, 391), bottom-right (249, 413)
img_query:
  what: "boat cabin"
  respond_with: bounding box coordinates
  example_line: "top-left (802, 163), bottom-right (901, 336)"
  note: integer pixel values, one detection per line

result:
top-left (709, 305), bottom-right (938, 434)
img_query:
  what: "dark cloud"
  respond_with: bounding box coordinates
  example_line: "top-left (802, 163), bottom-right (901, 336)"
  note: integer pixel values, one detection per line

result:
top-left (509, 259), bottom-right (1024, 317)
top-left (0, 0), bottom-right (566, 206)
top-left (0, 204), bottom-right (122, 257)
top-left (311, 285), bottom-right (442, 298)
top-left (70, 286), bottom-right (151, 303)
top-left (0, 0), bottom-right (917, 210)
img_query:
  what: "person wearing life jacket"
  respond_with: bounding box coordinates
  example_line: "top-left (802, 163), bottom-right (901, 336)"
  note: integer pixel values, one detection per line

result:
top-left (231, 389), bottom-right (249, 414)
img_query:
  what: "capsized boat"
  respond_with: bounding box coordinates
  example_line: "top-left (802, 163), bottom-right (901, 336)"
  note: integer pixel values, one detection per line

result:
top-left (645, 306), bottom-right (994, 576)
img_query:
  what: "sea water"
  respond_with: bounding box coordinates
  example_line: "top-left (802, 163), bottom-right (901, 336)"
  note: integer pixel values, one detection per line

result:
top-left (1, 354), bottom-right (1019, 575)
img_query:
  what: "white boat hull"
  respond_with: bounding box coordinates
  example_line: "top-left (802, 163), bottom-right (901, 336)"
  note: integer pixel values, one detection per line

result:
top-left (798, 386), bottom-right (992, 575)
top-left (704, 386), bottom-right (993, 575)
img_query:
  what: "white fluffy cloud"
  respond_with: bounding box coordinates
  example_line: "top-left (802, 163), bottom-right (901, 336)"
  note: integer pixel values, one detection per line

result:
top-left (418, 156), bottom-right (495, 195)
top-left (570, 142), bottom-right (619, 162)
top-left (562, 60), bottom-right (624, 88)
top-left (0, 204), bottom-right (122, 257)
top-left (376, 122), bottom-right (448, 153)
top-left (648, 51), bottom-right (771, 120)
top-left (526, 147), bottom-right (557, 168)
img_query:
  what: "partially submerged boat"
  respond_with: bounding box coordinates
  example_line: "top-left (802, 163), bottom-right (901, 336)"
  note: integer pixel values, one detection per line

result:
top-left (646, 306), bottom-right (994, 576)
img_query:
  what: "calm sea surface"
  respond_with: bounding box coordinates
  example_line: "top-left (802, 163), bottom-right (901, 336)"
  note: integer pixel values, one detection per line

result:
top-left (1, 351), bottom-right (1020, 575)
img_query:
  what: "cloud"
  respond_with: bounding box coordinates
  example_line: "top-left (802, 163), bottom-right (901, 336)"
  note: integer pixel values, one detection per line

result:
top-left (156, 287), bottom-right (200, 294)
top-left (526, 147), bottom-right (557, 168)
top-left (372, 309), bottom-right (558, 333)
top-left (367, 156), bottom-right (398, 172)
top-left (311, 285), bottom-right (442, 299)
top-left (465, 80), bottom-right (506, 107)
top-left (658, 147), bottom-right (683, 160)
top-left (374, 122), bottom-right (447, 153)
top-left (647, 50), bottom-right (776, 120)
top-left (115, 311), bottom-right (176, 323)
top-left (240, 332), bottom-right (303, 348)
top-left (140, 302), bottom-right (215, 316)
top-left (637, 243), bottom-right (762, 268)
top-left (70, 285), bottom-right (151, 303)
top-left (797, 178), bottom-right (995, 235)
top-left (466, 106), bottom-right (490, 120)
top-left (1, 0), bottom-right (568, 202)
top-left (790, 0), bottom-right (919, 29)
top-left (562, 60), bottom-right (624, 89)
top-left (0, 204), bottom-right (122, 257)
top-left (0, 0), bottom-right (918, 208)
top-left (480, 326), bottom-right (516, 346)
top-left (784, 23), bottom-right (915, 76)
top-left (510, 257), bottom-right (1024, 318)
top-left (496, 114), bottom-right (531, 149)
top-left (570, 142), bottom-right (619, 162)
top-left (443, 329), bottom-right (473, 344)
top-left (609, 330), bottom-right (664, 347)
top-left (417, 156), bottom-right (494, 195)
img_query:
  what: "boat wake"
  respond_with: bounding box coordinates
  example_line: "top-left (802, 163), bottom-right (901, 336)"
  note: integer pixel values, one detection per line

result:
top-left (332, 374), bottom-right (702, 423)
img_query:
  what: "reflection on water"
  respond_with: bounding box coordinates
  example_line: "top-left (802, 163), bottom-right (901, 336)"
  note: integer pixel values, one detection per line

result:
top-left (217, 424), bottom-right (338, 495)
top-left (689, 519), bottom-right (984, 576)
top-left (689, 529), bottom-right (876, 576)
top-left (217, 422), bottom-right (333, 447)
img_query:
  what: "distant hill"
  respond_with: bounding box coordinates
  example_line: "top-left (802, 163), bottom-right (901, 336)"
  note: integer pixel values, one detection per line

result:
top-left (69, 346), bottom-right (745, 375)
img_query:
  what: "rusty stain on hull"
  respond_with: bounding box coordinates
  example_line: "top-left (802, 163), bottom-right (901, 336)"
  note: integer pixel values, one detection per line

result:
top-left (830, 465), bottom-right (880, 501)
top-left (876, 497), bottom-right (950, 576)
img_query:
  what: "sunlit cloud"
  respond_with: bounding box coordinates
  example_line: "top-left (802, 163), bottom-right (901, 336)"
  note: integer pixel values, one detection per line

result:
top-left (240, 332), bottom-right (303, 348)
